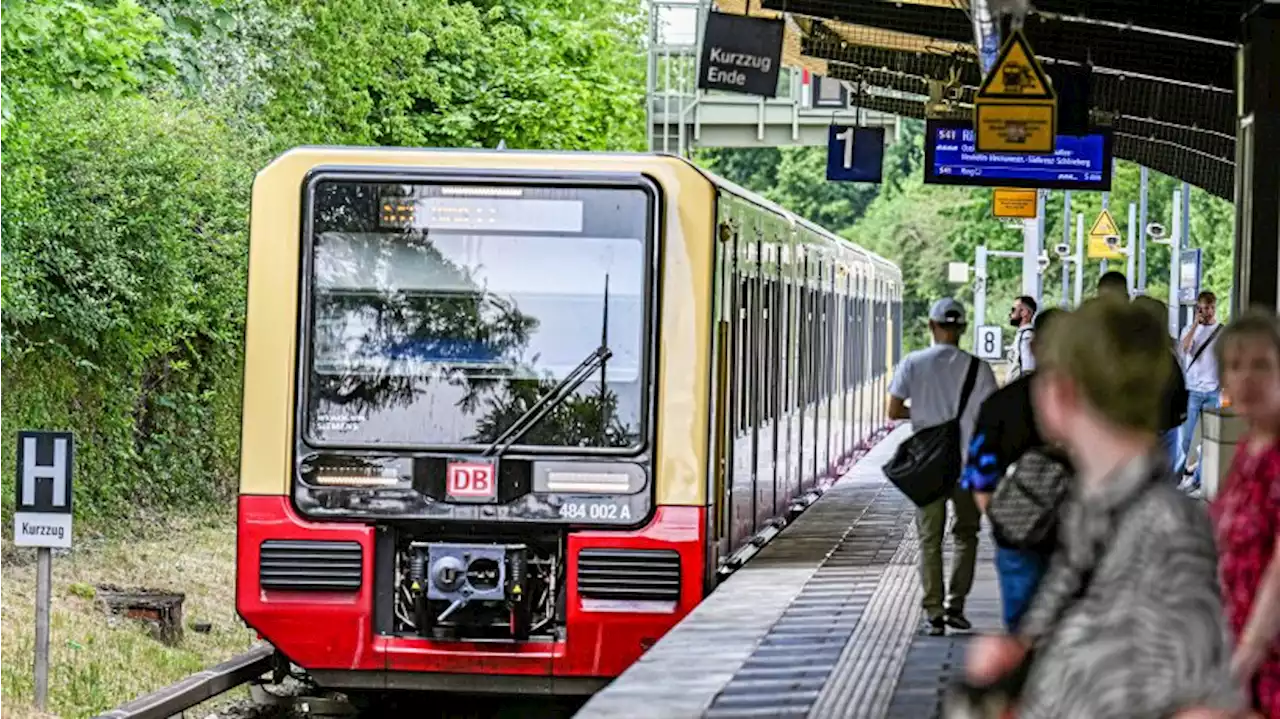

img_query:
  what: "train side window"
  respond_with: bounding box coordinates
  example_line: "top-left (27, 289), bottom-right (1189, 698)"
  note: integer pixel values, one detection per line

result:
top-left (831, 290), bottom-right (838, 398)
top-left (844, 295), bottom-right (853, 391)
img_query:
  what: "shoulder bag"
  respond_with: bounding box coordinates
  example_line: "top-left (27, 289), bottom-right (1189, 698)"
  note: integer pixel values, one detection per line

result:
top-left (987, 448), bottom-right (1072, 550)
top-left (882, 355), bottom-right (980, 507)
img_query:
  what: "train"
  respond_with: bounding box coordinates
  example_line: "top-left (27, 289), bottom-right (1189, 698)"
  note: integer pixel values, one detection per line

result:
top-left (235, 147), bottom-right (903, 695)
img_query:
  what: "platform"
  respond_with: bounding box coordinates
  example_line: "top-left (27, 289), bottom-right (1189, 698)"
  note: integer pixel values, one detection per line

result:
top-left (574, 426), bottom-right (1000, 719)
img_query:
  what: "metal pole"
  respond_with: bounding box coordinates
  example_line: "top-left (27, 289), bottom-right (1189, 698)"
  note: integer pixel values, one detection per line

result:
top-left (1138, 165), bottom-right (1150, 291)
top-left (1021, 219), bottom-right (1040, 302)
top-left (1181, 181), bottom-right (1192, 251)
top-left (1127, 203), bottom-right (1137, 295)
top-left (975, 245), bottom-right (988, 332)
top-left (1170, 188), bottom-right (1183, 337)
top-left (1181, 180), bottom-right (1192, 331)
top-left (1035, 189), bottom-right (1046, 304)
top-left (35, 547), bottom-right (51, 710)
top-left (1062, 191), bottom-right (1072, 307)
top-left (1074, 212), bottom-right (1085, 306)
top-left (1100, 189), bottom-right (1110, 274)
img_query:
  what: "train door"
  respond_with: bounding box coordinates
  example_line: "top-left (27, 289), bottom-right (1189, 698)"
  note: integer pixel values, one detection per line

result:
top-left (731, 212), bottom-right (756, 549)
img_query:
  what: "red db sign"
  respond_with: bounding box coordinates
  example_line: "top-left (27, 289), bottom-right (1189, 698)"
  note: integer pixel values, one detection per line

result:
top-left (447, 462), bottom-right (496, 500)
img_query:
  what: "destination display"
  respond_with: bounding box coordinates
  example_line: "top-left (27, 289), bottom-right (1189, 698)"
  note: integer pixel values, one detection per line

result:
top-left (924, 119), bottom-right (1113, 192)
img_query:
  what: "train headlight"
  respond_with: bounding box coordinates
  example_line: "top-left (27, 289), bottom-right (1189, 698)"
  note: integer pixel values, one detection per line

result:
top-left (300, 456), bottom-right (411, 488)
top-left (533, 462), bottom-right (646, 495)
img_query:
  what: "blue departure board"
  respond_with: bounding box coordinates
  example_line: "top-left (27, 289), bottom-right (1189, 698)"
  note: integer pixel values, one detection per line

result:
top-left (924, 119), bottom-right (1113, 191)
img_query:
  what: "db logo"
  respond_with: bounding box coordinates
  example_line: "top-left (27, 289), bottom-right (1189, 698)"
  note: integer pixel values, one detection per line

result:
top-left (447, 462), bottom-right (496, 499)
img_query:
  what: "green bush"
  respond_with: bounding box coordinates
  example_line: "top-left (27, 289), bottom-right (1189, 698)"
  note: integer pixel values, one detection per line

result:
top-left (1, 92), bottom-right (261, 523)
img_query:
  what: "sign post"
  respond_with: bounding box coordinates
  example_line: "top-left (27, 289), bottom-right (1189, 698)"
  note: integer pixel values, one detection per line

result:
top-left (973, 30), bottom-right (1057, 154)
top-left (14, 430), bottom-right (75, 711)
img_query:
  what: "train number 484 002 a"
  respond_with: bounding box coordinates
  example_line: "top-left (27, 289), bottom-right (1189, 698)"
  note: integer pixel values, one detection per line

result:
top-left (559, 500), bottom-right (633, 521)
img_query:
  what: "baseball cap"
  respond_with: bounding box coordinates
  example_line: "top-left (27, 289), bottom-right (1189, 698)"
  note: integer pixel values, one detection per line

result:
top-left (928, 298), bottom-right (966, 325)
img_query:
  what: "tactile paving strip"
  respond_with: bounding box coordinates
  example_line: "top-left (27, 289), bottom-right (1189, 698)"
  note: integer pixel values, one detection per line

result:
top-left (703, 487), bottom-right (915, 719)
top-left (882, 559), bottom-right (1001, 719)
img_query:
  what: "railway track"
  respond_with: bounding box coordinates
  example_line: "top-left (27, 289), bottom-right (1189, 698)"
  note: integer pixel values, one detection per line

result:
top-left (91, 645), bottom-right (584, 719)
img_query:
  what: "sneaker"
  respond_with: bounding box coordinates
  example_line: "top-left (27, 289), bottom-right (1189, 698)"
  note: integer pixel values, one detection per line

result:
top-left (944, 611), bottom-right (973, 631)
top-left (923, 616), bottom-right (946, 636)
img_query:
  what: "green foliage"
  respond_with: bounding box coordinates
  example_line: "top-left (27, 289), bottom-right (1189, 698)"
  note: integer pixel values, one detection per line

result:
top-left (1, 93), bottom-right (261, 520)
top-left (148, 0), bottom-right (307, 117)
top-left (259, 0), bottom-right (647, 151)
top-left (1, 0), bottom-right (174, 103)
top-left (697, 145), bottom-right (879, 231)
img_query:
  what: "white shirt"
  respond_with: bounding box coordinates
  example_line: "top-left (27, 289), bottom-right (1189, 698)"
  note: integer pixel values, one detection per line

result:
top-left (889, 343), bottom-right (998, 460)
top-left (1181, 322), bottom-right (1222, 393)
top-left (1008, 325), bottom-right (1035, 380)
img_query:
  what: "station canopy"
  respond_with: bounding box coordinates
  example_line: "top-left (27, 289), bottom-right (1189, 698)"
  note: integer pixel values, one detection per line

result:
top-left (739, 0), bottom-right (1245, 199)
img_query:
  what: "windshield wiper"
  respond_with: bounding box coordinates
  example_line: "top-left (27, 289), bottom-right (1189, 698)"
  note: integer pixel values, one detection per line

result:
top-left (482, 274), bottom-right (613, 458)
top-left (481, 344), bottom-right (612, 458)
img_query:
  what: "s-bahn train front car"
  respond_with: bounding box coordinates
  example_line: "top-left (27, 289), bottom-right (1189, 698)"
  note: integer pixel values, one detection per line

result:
top-left (235, 147), bottom-right (902, 695)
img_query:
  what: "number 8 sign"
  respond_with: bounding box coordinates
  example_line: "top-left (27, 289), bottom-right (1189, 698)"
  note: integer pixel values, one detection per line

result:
top-left (975, 325), bottom-right (1003, 360)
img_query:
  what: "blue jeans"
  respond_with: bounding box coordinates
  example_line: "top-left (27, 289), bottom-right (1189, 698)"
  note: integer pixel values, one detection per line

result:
top-left (1160, 428), bottom-right (1181, 475)
top-left (995, 546), bottom-right (1050, 633)
top-left (1178, 390), bottom-right (1221, 486)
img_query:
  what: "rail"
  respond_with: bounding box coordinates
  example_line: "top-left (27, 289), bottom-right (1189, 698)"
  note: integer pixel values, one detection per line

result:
top-left (92, 644), bottom-right (275, 719)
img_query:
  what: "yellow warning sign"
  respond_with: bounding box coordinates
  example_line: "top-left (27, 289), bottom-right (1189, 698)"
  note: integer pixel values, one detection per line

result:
top-left (1087, 209), bottom-right (1125, 260)
top-left (992, 188), bottom-right (1038, 219)
top-left (974, 30), bottom-right (1057, 154)
top-left (976, 31), bottom-right (1054, 99)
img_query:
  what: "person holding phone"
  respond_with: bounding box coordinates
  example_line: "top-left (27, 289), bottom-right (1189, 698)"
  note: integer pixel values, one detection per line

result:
top-left (1179, 291), bottom-right (1224, 493)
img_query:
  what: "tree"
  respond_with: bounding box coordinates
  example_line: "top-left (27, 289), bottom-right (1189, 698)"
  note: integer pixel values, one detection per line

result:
top-left (1, 0), bottom-right (174, 106)
top-left (258, 0), bottom-right (647, 152)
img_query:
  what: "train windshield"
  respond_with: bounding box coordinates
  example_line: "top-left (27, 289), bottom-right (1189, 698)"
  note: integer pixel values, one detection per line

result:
top-left (303, 179), bottom-right (651, 450)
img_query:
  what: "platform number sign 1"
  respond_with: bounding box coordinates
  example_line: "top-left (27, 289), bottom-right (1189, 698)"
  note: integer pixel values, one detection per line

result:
top-left (826, 125), bottom-right (885, 182)
top-left (975, 326), bottom-right (1003, 360)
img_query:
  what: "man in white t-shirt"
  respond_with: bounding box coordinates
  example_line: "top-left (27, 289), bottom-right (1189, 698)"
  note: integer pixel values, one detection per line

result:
top-left (888, 298), bottom-right (998, 635)
top-left (1176, 290), bottom-right (1223, 492)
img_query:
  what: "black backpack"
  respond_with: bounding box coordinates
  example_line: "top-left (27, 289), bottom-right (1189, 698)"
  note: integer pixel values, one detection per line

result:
top-left (882, 356), bottom-right (980, 507)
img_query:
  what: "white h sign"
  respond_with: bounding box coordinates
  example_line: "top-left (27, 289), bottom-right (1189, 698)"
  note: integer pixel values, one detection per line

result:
top-left (22, 437), bottom-right (69, 507)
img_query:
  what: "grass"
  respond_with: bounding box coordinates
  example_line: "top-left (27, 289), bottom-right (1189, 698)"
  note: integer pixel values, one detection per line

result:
top-left (1, 511), bottom-right (255, 718)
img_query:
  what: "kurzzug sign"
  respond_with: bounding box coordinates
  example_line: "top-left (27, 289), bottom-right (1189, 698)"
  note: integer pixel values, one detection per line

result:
top-left (698, 12), bottom-right (785, 97)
